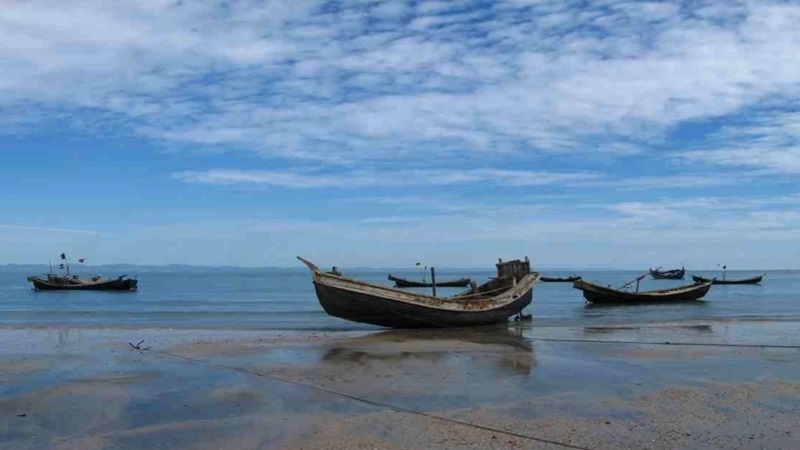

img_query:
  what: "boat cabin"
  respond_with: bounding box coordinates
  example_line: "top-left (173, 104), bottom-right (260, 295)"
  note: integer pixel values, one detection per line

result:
top-left (496, 257), bottom-right (531, 280)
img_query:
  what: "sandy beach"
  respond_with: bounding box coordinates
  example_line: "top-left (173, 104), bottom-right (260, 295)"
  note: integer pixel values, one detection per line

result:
top-left (1, 321), bottom-right (799, 450)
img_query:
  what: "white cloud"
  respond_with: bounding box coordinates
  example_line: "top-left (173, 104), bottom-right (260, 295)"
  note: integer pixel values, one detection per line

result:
top-left (93, 203), bottom-right (800, 267)
top-left (2, 0), bottom-right (800, 163)
top-left (0, 224), bottom-right (105, 236)
top-left (172, 168), bottom-right (600, 188)
top-left (676, 110), bottom-right (800, 173)
top-left (3, 0), bottom-right (800, 268)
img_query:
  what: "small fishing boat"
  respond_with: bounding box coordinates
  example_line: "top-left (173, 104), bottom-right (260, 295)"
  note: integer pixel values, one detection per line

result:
top-left (27, 274), bottom-right (138, 291)
top-left (573, 279), bottom-right (712, 304)
top-left (540, 275), bottom-right (581, 283)
top-left (387, 274), bottom-right (471, 288)
top-left (649, 267), bottom-right (686, 280)
top-left (691, 275), bottom-right (763, 285)
top-left (299, 256), bottom-right (539, 328)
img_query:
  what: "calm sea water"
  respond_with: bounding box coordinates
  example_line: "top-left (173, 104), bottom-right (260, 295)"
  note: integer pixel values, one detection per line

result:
top-left (1, 267), bottom-right (798, 330)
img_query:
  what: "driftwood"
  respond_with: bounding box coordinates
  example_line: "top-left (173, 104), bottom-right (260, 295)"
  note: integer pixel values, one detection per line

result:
top-left (128, 340), bottom-right (148, 351)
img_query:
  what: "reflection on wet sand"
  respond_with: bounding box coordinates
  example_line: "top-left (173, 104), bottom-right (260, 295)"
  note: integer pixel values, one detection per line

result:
top-left (584, 300), bottom-right (710, 310)
top-left (3, 322), bottom-right (800, 450)
top-left (320, 326), bottom-right (536, 377)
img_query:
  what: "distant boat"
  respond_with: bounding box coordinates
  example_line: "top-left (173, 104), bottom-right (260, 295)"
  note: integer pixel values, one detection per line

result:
top-left (691, 274), bottom-right (763, 285)
top-left (540, 275), bottom-right (581, 283)
top-left (387, 274), bottom-right (471, 288)
top-left (299, 256), bottom-right (539, 328)
top-left (27, 274), bottom-right (138, 291)
top-left (649, 267), bottom-right (686, 280)
top-left (573, 279), bottom-right (712, 304)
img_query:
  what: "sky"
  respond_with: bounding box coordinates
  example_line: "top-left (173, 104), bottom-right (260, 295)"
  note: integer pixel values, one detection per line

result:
top-left (1, 0), bottom-right (799, 269)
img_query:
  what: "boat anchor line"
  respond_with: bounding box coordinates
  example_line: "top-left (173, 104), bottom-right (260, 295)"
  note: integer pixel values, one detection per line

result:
top-left (530, 338), bottom-right (800, 349)
top-left (143, 347), bottom-right (595, 450)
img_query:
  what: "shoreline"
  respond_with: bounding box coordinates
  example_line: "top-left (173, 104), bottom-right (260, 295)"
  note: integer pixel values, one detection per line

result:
top-left (4, 312), bottom-right (800, 331)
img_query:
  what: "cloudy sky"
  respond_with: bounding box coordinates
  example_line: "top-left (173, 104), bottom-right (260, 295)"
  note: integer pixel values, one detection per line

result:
top-left (1, 0), bottom-right (799, 268)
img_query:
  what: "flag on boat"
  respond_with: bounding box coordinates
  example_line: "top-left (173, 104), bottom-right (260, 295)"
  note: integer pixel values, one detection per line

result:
top-left (60, 253), bottom-right (66, 260)
top-left (79, 259), bottom-right (85, 263)
top-left (415, 262), bottom-right (422, 267)
top-left (59, 264), bottom-right (64, 269)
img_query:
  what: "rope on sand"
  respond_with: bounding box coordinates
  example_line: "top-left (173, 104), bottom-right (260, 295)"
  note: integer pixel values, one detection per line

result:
top-left (146, 348), bottom-right (596, 450)
top-left (530, 338), bottom-right (800, 349)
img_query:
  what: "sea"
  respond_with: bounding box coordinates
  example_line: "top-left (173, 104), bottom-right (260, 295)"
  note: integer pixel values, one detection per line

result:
top-left (1, 266), bottom-right (798, 331)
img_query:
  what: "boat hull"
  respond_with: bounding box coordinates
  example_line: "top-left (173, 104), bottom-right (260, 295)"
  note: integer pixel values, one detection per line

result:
top-left (313, 281), bottom-right (533, 328)
top-left (574, 280), bottom-right (711, 304)
top-left (649, 268), bottom-right (686, 280)
top-left (692, 275), bottom-right (762, 285)
top-left (388, 275), bottom-right (472, 288)
top-left (300, 256), bottom-right (537, 329)
top-left (29, 277), bottom-right (138, 291)
top-left (540, 276), bottom-right (581, 283)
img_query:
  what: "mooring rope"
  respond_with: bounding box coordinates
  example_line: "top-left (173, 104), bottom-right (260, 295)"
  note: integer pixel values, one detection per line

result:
top-left (529, 337), bottom-right (800, 349)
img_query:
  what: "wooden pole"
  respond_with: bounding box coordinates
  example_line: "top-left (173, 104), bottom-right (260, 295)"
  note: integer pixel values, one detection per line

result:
top-left (431, 267), bottom-right (437, 297)
top-left (618, 272), bottom-right (649, 290)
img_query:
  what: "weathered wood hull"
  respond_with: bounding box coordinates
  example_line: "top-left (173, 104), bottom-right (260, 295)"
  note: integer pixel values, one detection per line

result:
top-left (692, 275), bottom-right (763, 285)
top-left (540, 276), bottom-right (581, 283)
top-left (300, 257), bottom-right (538, 329)
top-left (649, 268), bottom-right (686, 280)
top-left (29, 277), bottom-right (138, 291)
top-left (388, 274), bottom-right (472, 288)
top-left (313, 281), bottom-right (533, 328)
top-left (574, 279), bottom-right (711, 304)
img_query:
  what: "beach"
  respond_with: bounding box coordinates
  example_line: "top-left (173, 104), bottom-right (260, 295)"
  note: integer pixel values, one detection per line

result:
top-left (2, 321), bottom-right (799, 450)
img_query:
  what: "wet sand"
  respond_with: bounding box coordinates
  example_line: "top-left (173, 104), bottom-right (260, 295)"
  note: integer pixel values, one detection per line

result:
top-left (1, 321), bottom-right (799, 449)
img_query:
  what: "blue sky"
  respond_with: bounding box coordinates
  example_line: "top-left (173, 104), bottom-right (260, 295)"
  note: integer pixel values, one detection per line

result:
top-left (1, 0), bottom-right (799, 268)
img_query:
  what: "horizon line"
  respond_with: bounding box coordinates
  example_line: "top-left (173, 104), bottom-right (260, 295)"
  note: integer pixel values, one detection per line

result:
top-left (1, 263), bottom-right (791, 271)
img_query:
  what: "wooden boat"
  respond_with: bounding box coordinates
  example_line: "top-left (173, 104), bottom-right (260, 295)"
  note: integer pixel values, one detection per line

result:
top-left (540, 275), bottom-right (581, 283)
top-left (27, 274), bottom-right (138, 291)
top-left (649, 267), bottom-right (686, 280)
top-left (387, 274), bottom-right (471, 288)
top-left (691, 275), bottom-right (763, 285)
top-left (573, 279), bottom-right (712, 304)
top-left (299, 256), bottom-right (540, 328)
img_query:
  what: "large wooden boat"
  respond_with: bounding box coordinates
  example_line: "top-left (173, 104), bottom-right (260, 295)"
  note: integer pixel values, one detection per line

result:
top-left (649, 267), bottom-right (686, 280)
top-left (387, 274), bottom-right (472, 288)
top-left (540, 275), bottom-right (581, 283)
top-left (299, 256), bottom-right (540, 328)
top-left (573, 279), bottom-right (712, 304)
top-left (27, 274), bottom-right (138, 291)
top-left (691, 275), bottom-right (763, 285)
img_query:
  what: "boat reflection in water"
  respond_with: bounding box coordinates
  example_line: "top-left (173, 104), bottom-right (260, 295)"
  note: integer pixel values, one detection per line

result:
top-left (321, 325), bottom-right (536, 377)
